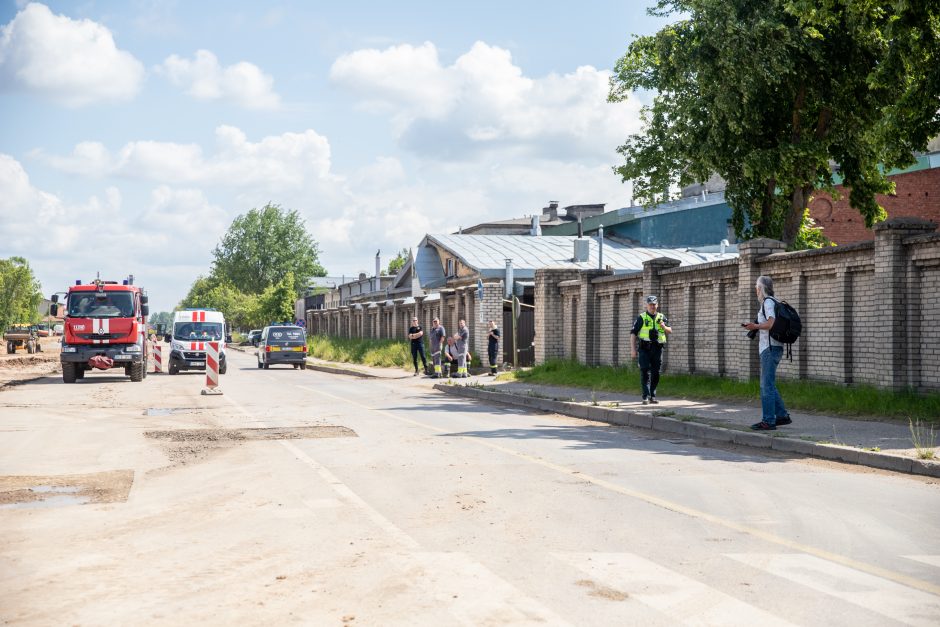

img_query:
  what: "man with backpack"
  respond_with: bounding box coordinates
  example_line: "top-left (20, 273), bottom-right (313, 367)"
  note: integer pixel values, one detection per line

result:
top-left (744, 275), bottom-right (792, 431)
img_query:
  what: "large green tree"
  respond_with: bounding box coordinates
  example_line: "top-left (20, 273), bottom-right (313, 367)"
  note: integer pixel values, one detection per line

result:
top-left (212, 204), bottom-right (326, 295)
top-left (179, 275), bottom-right (261, 330)
top-left (256, 272), bottom-right (297, 325)
top-left (0, 257), bottom-right (42, 331)
top-left (609, 0), bottom-right (940, 245)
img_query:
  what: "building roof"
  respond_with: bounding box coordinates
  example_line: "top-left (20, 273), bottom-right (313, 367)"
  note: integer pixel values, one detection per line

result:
top-left (416, 234), bottom-right (736, 287)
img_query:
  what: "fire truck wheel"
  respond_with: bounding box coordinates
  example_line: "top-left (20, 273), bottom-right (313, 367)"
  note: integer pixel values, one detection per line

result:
top-left (62, 362), bottom-right (77, 383)
top-left (129, 361), bottom-right (144, 382)
top-left (76, 367), bottom-right (85, 379)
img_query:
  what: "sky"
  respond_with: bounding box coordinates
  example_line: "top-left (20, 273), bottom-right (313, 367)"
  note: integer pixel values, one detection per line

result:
top-left (0, 1), bottom-right (668, 312)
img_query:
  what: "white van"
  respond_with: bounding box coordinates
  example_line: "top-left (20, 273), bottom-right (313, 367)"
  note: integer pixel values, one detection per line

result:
top-left (166, 309), bottom-right (229, 375)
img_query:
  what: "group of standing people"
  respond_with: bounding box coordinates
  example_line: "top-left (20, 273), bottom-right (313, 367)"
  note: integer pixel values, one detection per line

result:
top-left (407, 317), bottom-right (501, 379)
top-left (632, 276), bottom-right (790, 428)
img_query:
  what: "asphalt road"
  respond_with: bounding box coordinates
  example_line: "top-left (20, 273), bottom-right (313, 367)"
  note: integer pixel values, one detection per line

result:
top-left (1, 348), bottom-right (939, 626)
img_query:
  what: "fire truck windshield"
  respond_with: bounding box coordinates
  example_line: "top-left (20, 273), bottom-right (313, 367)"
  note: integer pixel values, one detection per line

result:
top-left (68, 292), bottom-right (135, 318)
top-left (173, 322), bottom-right (224, 341)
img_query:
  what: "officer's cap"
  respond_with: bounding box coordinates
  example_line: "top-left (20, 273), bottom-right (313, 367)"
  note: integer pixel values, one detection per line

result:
top-left (645, 295), bottom-right (658, 304)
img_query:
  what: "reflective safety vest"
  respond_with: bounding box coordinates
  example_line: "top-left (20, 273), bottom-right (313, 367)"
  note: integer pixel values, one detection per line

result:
top-left (638, 312), bottom-right (667, 344)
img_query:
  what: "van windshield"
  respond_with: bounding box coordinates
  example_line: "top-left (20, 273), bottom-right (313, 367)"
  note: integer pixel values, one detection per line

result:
top-left (174, 322), bottom-right (224, 340)
top-left (266, 327), bottom-right (305, 344)
top-left (68, 292), bottom-right (135, 318)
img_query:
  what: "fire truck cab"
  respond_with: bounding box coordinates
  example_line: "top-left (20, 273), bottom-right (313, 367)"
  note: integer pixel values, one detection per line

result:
top-left (166, 309), bottom-right (228, 376)
top-left (53, 277), bottom-right (150, 383)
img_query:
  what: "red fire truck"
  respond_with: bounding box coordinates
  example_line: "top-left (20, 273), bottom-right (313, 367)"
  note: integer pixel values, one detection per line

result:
top-left (51, 276), bottom-right (151, 383)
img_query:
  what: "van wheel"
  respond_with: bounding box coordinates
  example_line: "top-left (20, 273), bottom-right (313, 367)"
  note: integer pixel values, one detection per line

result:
top-left (168, 361), bottom-right (179, 375)
top-left (263, 363), bottom-right (270, 369)
top-left (219, 360), bottom-right (227, 375)
top-left (300, 362), bottom-right (306, 370)
top-left (257, 359), bottom-right (263, 369)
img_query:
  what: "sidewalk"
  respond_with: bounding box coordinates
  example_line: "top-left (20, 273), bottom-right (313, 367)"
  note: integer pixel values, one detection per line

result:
top-left (266, 348), bottom-right (939, 477)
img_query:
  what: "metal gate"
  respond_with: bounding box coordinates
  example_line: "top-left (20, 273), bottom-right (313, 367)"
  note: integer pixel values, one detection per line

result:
top-left (503, 309), bottom-right (535, 367)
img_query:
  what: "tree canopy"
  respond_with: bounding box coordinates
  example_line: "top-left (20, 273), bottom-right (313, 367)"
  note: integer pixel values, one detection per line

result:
top-left (212, 203), bottom-right (325, 295)
top-left (0, 257), bottom-right (42, 331)
top-left (385, 248), bottom-right (409, 276)
top-left (609, 0), bottom-right (940, 245)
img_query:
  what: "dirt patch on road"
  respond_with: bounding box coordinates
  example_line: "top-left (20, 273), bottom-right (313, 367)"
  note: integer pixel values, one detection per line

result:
top-left (0, 342), bottom-right (60, 390)
top-left (144, 426), bottom-right (357, 472)
top-left (576, 579), bottom-right (629, 601)
top-left (145, 426), bottom-right (356, 442)
top-left (0, 469), bottom-right (134, 508)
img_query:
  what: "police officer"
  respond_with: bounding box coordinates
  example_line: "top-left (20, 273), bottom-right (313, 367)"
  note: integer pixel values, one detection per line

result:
top-left (630, 295), bottom-right (672, 404)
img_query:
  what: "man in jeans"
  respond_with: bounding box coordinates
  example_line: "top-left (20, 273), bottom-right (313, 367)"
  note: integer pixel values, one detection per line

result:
top-left (744, 275), bottom-right (792, 430)
top-left (407, 316), bottom-right (427, 376)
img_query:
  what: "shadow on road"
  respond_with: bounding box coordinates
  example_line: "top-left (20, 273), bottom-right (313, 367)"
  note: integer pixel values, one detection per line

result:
top-left (437, 424), bottom-right (781, 463)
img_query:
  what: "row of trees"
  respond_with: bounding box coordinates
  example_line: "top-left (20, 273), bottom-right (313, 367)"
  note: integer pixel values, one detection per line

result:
top-left (610, 0), bottom-right (940, 247)
top-left (179, 204), bottom-right (326, 330)
top-left (0, 257), bottom-right (43, 332)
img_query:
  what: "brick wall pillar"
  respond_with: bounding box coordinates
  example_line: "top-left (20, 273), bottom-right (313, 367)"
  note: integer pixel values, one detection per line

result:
top-left (376, 303), bottom-right (385, 339)
top-left (642, 257), bottom-right (681, 301)
top-left (733, 238), bottom-right (786, 381)
top-left (534, 268), bottom-right (582, 363)
top-left (873, 217), bottom-right (937, 390)
top-left (477, 280), bottom-right (503, 359)
top-left (577, 270), bottom-right (614, 365)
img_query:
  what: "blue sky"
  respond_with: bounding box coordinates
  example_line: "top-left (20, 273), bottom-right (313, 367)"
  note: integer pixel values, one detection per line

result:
top-left (1, 1), bottom-right (667, 312)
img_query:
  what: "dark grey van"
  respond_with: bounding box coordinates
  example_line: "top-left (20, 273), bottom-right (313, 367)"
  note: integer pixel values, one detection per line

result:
top-left (257, 325), bottom-right (307, 369)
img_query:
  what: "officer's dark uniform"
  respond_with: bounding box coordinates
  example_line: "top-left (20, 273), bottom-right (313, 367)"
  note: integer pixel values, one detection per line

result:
top-left (631, 308), bottom-right (668, 402)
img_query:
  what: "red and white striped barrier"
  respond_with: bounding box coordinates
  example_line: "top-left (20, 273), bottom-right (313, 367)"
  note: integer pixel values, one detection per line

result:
top-left (201, 341), bottom-right (222, 395)
top-left (152, 342), bottom-right (162, 373)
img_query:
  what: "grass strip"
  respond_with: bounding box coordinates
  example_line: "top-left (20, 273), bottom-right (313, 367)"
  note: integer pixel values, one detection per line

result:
top-left (308, 336), bottom-right (412, 370)
top-left (507, 360), bottom-right (940, 423)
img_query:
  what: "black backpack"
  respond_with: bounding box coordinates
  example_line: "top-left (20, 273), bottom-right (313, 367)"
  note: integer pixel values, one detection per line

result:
top-left (765, 297), bottom-right (801, 358)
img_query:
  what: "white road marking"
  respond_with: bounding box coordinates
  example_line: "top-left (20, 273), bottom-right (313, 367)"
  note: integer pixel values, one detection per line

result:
top-left (222, 386), bottom-right (567, 625)
top-left (728, 553), bottom-right (940, 626)
top-left (554, 552), bottom-right (794, 626)
top-left (904, 555), bottom-right (940, 569)
top-left (292, 383), bottom-right (940, 598)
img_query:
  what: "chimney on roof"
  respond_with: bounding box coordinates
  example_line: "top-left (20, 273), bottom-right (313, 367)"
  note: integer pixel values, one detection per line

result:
top-left (542, 200), bottom-right (559, 221)
top-left (374, 250), bottom-right (381, 291)
top-left (530, 215), bottom-right (542, 237)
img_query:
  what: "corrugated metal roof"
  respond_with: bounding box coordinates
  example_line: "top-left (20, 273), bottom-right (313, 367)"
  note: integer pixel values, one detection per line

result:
top-left (426, 234), bottom-right (735, 279)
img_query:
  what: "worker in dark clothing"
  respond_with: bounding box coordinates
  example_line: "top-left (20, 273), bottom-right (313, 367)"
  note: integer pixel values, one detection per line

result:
top-left (630, 295), bottom-right (672, 404)
top-left (407, 316), bottom-right (427, 376)
top-left (486, 320), bottom-right (500, 376)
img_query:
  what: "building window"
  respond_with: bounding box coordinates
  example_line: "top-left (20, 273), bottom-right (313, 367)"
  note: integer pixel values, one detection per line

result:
top-left (446, 258), bottom-right (456, 277)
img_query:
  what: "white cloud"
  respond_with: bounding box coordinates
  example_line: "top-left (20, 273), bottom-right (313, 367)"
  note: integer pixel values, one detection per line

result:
top-left (330, 41), bottom-right (643, 162)
top-left (156, 49), bottom-right (281, 110)
top-left (0, 3), bottom-right (144, 106)
top-left (0, 153), bottom-right (239, 309)
top-left (41, 125), bottom-right (334, 190)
